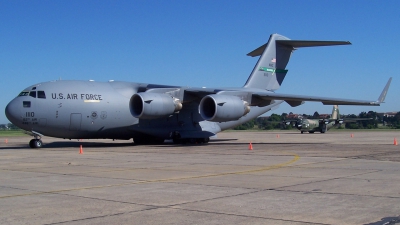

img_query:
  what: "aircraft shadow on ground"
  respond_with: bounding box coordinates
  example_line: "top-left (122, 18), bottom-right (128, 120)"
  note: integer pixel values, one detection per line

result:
top-left (363, 216), bottom-right (400, 225)
top-left (0, 145), bottom-right (32, 150)
top-left (0, 138), bottom-right (328, 150)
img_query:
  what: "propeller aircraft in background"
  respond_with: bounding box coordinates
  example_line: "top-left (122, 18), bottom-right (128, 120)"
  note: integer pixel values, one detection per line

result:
top-left (284, 105), bottom-right (373, 134)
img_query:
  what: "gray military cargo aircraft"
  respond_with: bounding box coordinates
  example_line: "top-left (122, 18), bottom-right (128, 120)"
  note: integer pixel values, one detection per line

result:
top-left (5, 34), bottom-right (392, 148)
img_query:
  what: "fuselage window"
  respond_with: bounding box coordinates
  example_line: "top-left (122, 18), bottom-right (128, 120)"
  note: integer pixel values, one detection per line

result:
top-left (38, 91), bottom-right (46, 99)
top-left (18, 92), bottom-right (29, 97)
top-left (29, 91), bottom-right (37, 98)
top-left (23, 101), bottom-right (31, 108)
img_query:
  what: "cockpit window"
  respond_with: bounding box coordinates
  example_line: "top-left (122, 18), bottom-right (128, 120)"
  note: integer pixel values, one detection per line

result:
top-left (29, 91), bottom-right (37, 98)
top-left (18, 91), bottom-right (46, 99)
top-left (18, 91), bottom-right (29, 97)
top-left (38, 91), bottom-right (46, 99)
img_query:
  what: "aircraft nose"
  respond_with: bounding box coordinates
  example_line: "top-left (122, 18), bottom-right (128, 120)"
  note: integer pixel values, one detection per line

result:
top-left (5, 99), bottom-right (21, 125)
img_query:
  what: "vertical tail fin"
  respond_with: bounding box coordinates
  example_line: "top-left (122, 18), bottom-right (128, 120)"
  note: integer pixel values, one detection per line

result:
top-left (331, 105), bottom-right (339, 120)
top-left (244, 34), bottom-right (291, 91)
top-left (244, 34), bottom-right (351, 91)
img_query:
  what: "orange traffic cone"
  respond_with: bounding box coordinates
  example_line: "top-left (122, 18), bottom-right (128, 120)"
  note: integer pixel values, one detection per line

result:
top-left (351, 134), bottom-right (354, 138)
top-left (394, 138), bottom-right (398, 146)
top-left (79, 145), bottom-right (83, 154)
top-left (248, 142), bottom-right (253, 150)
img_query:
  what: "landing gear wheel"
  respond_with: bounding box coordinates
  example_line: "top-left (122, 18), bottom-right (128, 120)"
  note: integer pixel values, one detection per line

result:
top-left (29, 139), bottom-right (35, 148)
top-left (196, 138), bottom-right (210, 144)
top-left (34, 140), bottom-right (43, 148)
top-left (29, 139), bottom-right (43, 148)
top-left (188, 138), bottom-right (196, 144)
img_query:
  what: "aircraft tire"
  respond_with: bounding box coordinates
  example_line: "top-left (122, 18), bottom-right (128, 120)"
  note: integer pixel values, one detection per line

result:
top-left (29, 139), bottom-right (35, 148)
top-left (33, 140), bottom-right (43, 148)
top-left (196, 138), bottom-right (204, 144)
top-left (197, 138), bottom-right (210, 144)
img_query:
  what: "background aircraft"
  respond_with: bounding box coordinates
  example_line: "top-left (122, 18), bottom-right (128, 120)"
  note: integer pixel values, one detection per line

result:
top-left (5, 34), bottom-right (391, 148)
top-left (284, 105), bottom-right (373, 133)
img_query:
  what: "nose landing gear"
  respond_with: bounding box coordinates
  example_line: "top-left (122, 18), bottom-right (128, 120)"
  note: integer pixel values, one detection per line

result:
top-left (28, 131), bottom-right (43, 148)
top-left (170, 131), bottom-right (210, 145)
top-left (29, 139), bottom-right (43, 148)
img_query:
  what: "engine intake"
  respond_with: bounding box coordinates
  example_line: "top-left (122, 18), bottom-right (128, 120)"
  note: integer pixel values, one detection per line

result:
top-left (130, 93), bottom-right (182, 119)
top-left (199, 94), bottom-right (250, 122)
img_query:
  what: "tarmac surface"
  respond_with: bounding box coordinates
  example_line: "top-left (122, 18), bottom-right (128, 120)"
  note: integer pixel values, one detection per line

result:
top-left (1, 131), bottom-right (400, 225)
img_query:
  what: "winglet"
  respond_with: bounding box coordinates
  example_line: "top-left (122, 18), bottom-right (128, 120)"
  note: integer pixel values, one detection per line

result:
top-left (377, 77), bottom-right (392, 103)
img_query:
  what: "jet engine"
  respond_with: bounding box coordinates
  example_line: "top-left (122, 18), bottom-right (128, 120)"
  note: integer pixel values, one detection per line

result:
top-left (130, 93), bottom-right (182, 119)
top-left (199, 94), bottom-right (250, 122)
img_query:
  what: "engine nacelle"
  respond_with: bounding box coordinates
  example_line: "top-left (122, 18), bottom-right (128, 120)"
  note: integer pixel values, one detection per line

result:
top-left (199, 94), bottom-right (250, 122)
top-left (130, 93), bottom-right (182, 119)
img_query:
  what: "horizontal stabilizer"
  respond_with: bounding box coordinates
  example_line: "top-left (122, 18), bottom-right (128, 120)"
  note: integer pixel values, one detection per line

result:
top-left (247, 40), bottom-right (351, 57)
top-left (276, 40), bottom-right (351, 48)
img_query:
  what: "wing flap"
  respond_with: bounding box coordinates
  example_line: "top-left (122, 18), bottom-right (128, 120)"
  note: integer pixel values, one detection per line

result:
top-left (252, 92), bottom-right (380, 106)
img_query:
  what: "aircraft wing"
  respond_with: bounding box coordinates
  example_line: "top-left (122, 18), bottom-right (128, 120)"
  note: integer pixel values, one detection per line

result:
top-left (252, 77), bottom-right (391, 107)
top-left (319, 118), bottom-right (372, 123)
top-left (185, 77), bottom-right (391, 107)
top-left (341, 118), bottom-right (373, 122)
top-left (252, 92), bottom-right (380, 107)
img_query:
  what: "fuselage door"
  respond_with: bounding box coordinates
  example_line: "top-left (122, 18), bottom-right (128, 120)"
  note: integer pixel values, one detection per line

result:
top-left (70, 113), bottom-right (82, 131)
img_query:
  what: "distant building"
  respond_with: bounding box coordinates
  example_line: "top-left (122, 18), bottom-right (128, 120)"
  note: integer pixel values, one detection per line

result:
top-left (0, 124), bottom-right (9, 130)
top-left (286, 114), bottom-right (300, 119)
top-left (378, 112), bottom-right (398, 118)
top-left (319, 114), bottom-right (330, 119)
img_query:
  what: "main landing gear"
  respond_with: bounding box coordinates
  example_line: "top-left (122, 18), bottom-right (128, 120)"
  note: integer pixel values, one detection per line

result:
top-left (173, 137), bottom-right (210, 144)
top-left (170, 131), bottom-right (210, 145)
top-left (29, 132), bottom-right (43, 148)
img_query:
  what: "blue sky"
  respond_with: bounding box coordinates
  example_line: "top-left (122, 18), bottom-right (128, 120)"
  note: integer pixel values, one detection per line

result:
top-left (1, 1), bottom-right (399, 124)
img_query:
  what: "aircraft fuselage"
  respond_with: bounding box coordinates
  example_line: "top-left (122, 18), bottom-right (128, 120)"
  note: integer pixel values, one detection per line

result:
top-left (5, 80), bottom-right (279, 144)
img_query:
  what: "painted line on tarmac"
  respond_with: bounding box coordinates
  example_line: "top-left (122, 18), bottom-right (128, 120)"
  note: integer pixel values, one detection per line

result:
top-left (0, 152), bottom-right (300, 199)
top-left (152, 152), bottom-right (300, 182)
